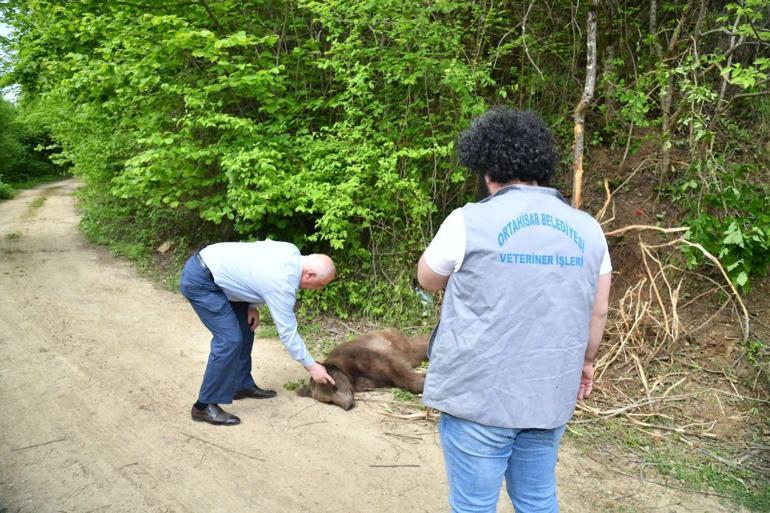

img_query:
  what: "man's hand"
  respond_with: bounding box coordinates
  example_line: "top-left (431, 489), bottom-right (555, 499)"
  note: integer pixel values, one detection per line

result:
top-left (577, 361), bottom-right (594, 400)
top-left (306, 362), bottom-right (336, 386)
top-left (247, 307), bottom-right (260, 331)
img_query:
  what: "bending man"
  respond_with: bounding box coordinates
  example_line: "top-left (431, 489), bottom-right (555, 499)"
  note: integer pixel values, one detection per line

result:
top-left (180, 240), bottom-right (336, 426)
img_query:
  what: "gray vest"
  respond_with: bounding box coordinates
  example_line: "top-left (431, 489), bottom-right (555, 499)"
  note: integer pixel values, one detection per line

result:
top-left (422, 185), bottom-right (607, 429)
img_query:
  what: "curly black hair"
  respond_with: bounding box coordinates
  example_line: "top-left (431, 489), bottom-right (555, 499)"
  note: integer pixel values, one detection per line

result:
top-left (456, 107), bottom-right (558, 186)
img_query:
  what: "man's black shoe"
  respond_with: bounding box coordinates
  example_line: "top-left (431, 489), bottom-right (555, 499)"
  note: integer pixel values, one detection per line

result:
top-left (190, 404), bottom-right (241, 425)
top-left (233, 385), bottom-right (277, 400)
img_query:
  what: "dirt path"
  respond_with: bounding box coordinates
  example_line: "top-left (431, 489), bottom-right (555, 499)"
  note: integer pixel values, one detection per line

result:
top-left (0, 179), bottom-right (739, 513)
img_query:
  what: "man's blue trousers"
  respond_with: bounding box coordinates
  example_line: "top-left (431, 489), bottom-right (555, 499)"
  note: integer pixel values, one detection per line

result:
top-left (179, 254), bottom-right (257, 404)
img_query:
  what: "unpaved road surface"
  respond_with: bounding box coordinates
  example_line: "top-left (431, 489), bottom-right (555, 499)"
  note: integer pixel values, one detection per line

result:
top-left (0, 180), bottom-right (739, 513)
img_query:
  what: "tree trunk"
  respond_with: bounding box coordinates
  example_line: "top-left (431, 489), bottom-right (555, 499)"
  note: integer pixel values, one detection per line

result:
top-left (571, 0), bottom-right (598, 209)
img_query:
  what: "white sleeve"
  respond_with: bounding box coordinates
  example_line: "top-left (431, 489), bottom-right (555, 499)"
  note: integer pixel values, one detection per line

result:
top-left (599, 246), bottom-right (612, 275)
top-left (422, 208), bottom-right (466, 276)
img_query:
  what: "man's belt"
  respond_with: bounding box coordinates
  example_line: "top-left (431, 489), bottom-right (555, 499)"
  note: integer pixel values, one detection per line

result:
top-left (195, 252), bottom-right (213, 280)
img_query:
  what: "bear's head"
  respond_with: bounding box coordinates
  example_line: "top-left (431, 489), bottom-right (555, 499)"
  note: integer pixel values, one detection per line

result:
top-left (296, 366), bottom-right (355, 410)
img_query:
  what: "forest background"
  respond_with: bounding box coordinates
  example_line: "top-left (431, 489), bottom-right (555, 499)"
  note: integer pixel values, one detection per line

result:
top-left (1, 0), bottom-right (769, 509)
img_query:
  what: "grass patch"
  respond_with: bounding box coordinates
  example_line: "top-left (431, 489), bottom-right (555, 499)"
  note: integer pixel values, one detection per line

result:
top-left (391, 388), bottom-right (419, 403)
top-left (283, 378), bottom-right (306, 392)
top-left (567, 417), bottom-right (770, 511)
top-left (643, 445), bottom-right (770, 510)
top-left (29, 196), bottom-right (46, 209)
top-left (5, 231), bottom-right (22, 240)
top-left (254, 324), bottom-right (280, 340)
top-left (0, 180), bottom-right (14, 199)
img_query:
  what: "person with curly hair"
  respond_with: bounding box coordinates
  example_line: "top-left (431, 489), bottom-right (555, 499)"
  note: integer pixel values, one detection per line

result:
top-left (417, 107), bottom-right (612, 513)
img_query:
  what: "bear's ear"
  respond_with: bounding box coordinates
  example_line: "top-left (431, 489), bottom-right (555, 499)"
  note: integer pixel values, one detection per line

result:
top-left (296, 385), bottom-right (312, 397)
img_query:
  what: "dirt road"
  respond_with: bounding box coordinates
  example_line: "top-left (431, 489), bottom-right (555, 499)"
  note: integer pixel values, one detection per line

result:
top-left (0, 180), bottom-right (738, 513)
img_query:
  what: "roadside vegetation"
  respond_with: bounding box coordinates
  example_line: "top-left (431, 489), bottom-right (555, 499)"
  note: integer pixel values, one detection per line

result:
top-left (0, 97), bottom-right (67, 197)
top-left (1, 1), bottom-right (768, 509)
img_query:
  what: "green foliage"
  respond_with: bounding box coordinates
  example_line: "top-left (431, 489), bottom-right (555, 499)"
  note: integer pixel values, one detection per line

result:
top-left (1, 0), bottom-right (769, 310)
top-left (283, 378), bottom-right (306, 392)
top-left (77, 183), bottom-right (228, 289)
top-left (254, 324), bottom-right (279, 340)
top-left (391, 387), bottom-right (419, 403)
top-left (742, 337), bottom-right (769, 391)
top-left (0, 175), bottom-right (14, 199)
top-left (744, 338), bottom-right (767, 366)
top-left (0, 97), bottom-right (63, 183)
top-left (674, 162), bottom-right (770, 291)
top-left (0, 0), bottom-right (499, 319)
top-left (0, 98), bottom-right (26, 176)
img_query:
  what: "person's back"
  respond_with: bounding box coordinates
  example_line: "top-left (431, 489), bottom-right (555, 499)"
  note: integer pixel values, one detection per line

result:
top-left (424, 184), bottom-right (607, 429)
top-left (417, 107), bottom-right (611, 513)
top-left (199, 240), bottom-right (301, 304)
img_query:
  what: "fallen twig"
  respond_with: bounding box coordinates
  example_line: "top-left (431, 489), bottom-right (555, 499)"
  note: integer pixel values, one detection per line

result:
top-left (384, 432), bottom-right (423, 440)
top-left (382, 411), bottom-right (432, 421)
top-left (575, 393), bottom-right (699, 418)
top-left (623, 414), bottom-right (717, 439)
top-left (180, 432), bottom-right (264, 462)
top-left (286, 402), bottom-right (317, 422)
top-left (671, 238), bottom-right (750, 341)
top-left (605, 224), bottom-right (689, 237)
top-left (696, 447), bottom-right (749, 472)
top-left (708, 388), bottom-right (770, 405)
top-left (595, 179), bottom-right (613, 222)
top-left (12, 436), bottom-right (67, 451)
top-left (292, 420), bottom-right (327, 429)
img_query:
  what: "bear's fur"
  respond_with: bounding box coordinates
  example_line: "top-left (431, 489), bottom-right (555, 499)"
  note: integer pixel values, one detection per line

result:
top-left (297, 329), bottom-right (429, 410)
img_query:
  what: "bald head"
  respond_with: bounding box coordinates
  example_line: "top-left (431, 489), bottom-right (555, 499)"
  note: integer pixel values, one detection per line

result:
top-left (300, 254), bottom-right (336, 290)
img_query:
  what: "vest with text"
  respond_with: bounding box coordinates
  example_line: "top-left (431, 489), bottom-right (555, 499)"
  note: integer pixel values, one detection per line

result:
top-left (422, 185), bottom-right (607, 429)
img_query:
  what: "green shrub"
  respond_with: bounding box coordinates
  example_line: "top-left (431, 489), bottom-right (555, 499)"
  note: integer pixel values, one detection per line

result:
top-left (0, 176), bottom-right (14, 199)
top-left (0, 99), bottom-right (25, 178)
top-left (676, 163), bottom-right (770, 291)
top-left (0, 98), bottom-right (63, 184)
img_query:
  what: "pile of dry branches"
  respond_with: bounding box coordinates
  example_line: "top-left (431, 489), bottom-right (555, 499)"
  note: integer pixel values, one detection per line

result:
top-left (575, 180), bottom-right (756, 435)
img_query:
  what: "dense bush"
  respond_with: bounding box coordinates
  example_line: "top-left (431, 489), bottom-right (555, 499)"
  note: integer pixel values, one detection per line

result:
top-left (676, 163), bottom-right (770, 291)
top-left (0, 98), bottom-right (25, 179)
top-left (1, 0), bottom-right (768, 315)
top-left (0, 96), bottom-right (62, 186)
top-left (0, 175), bottom-right (14, 199)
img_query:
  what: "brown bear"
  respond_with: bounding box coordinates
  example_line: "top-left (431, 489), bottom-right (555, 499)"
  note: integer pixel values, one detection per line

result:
top-left (297, 329), bottom-right (429, 410)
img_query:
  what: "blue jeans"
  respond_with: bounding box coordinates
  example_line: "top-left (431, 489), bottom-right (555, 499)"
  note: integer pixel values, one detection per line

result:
top-left (179, 254), bottom-right (257, 404)
top-left (438, 413), bottom-right (565, 513)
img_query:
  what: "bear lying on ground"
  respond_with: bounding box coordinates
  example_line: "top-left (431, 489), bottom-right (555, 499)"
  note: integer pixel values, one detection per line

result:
top-left (297, 329), bottom-right (429, 410)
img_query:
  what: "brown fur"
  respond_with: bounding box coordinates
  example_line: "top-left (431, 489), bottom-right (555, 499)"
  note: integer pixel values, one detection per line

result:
top-left (297, 329), bottom-right (429, 410)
